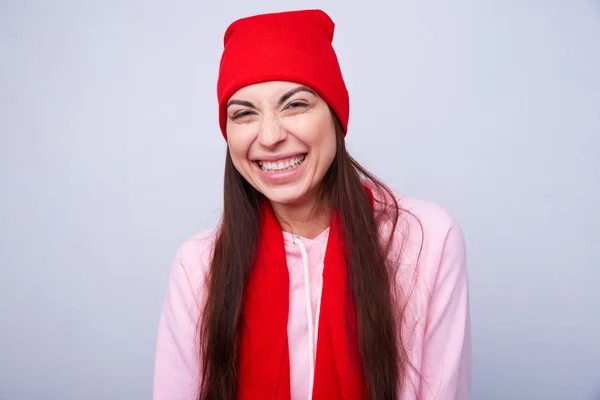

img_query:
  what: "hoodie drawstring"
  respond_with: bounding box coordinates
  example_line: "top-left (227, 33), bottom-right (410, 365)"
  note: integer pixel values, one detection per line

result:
top-left (292, 231), bottom-right (329, 400)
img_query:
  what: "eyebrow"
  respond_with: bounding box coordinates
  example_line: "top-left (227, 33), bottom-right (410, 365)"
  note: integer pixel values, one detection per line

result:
top-left (226, 86), bottom-right (316, 110)
top-left (226, 99), bottom-right (256, 110)
top-left (277, 86), bottom-right (316, 107)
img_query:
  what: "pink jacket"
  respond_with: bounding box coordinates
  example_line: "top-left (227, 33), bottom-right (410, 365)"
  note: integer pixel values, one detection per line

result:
top-left (153, 189), bottom-right (471, 399)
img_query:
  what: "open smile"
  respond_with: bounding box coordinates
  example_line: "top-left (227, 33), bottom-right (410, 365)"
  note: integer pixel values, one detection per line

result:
top-left (255, 154), bottom-right (307, 173)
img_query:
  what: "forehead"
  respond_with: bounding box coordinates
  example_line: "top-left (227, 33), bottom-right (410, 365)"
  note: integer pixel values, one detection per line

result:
top-left (230, 81), bottom-right (315, 100)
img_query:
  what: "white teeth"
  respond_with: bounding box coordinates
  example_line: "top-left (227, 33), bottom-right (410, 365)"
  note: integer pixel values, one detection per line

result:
top-left (258, 155), bottom-right (306, 172)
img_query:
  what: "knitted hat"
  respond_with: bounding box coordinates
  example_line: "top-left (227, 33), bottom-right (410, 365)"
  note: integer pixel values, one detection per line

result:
top-left (217, 9), bottom-right (349, 139)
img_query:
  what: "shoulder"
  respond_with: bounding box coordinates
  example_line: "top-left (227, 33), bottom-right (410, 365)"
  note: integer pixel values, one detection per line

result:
top-left (397, 196), bottom-right (462, 248)
top-left (367, 181), bottom-right (467, 288)
top-left (366, 180), bottom-right (462, 250)
top-left (170, 225), bottom-right (220, 292)
top-left (395, 194), bottom-right (466, 277)
top-left (175, 226), bottom-right (220, 263)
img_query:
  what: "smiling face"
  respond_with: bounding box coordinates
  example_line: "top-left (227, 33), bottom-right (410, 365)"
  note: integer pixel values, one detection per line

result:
top-left (225, 81), bottom-right (337, 207)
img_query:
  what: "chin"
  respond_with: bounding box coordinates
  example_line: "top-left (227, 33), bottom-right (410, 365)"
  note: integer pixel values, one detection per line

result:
top-left (259, 185), bottom-right (311, 206)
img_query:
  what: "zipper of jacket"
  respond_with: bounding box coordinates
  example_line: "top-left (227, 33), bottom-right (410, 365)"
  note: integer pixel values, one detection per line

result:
top-left (292, 231), bottom-right (329, 400)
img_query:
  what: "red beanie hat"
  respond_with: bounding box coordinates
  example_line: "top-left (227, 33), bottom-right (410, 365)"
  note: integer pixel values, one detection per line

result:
top-left (217, 9), bottom-right (349, 139)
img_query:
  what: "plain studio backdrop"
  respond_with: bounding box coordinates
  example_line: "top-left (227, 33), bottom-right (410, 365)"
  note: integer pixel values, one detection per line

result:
top-left (1, 1), bottom-right (599, 399)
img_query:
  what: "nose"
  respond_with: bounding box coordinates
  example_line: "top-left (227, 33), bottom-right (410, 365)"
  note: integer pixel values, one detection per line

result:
top-left (257, 116), bottom-right (287, 148)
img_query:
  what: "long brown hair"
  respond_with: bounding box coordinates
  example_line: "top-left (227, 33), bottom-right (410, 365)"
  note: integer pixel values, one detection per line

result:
top-left (199, 119), bottom-right (410, 399)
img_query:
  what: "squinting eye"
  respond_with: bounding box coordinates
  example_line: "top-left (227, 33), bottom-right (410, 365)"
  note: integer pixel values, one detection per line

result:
top-left (232, 110), bottom-right (254, 120)
top-left (286, 101), bottom-right (308, 109)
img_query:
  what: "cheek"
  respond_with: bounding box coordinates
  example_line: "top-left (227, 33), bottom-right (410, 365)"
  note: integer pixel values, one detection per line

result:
top-left (308, 121), bottom-right (336, 161)
top-left (289, 113), bottom-right (336, 151)
top-left (320, 134), bottom-right (337, 170)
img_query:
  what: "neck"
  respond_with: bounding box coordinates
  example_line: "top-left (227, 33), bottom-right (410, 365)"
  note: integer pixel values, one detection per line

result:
top-left (270, 195), bottom-right (332, 239)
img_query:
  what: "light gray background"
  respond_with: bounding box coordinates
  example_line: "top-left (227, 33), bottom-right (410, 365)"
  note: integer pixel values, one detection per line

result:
top-left (1, 1), bottom-right (599, 399)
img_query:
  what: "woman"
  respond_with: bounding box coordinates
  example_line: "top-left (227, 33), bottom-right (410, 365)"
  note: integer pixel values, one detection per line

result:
top-left (153, 9), bottom-right (471, 400)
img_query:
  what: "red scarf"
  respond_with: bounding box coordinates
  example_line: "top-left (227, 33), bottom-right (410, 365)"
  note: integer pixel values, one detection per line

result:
top-left (238, 197), bottom-right (368, 399)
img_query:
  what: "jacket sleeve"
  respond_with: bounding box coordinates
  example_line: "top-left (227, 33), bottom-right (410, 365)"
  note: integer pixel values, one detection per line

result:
top-left (153, 241), bottom-right (205, 400)
top-left (419, 221), bottom-right (472, 399)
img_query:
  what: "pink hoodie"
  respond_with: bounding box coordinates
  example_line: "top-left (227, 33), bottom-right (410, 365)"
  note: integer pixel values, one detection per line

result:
top-left (153, 189), bottom-right (471, 399)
